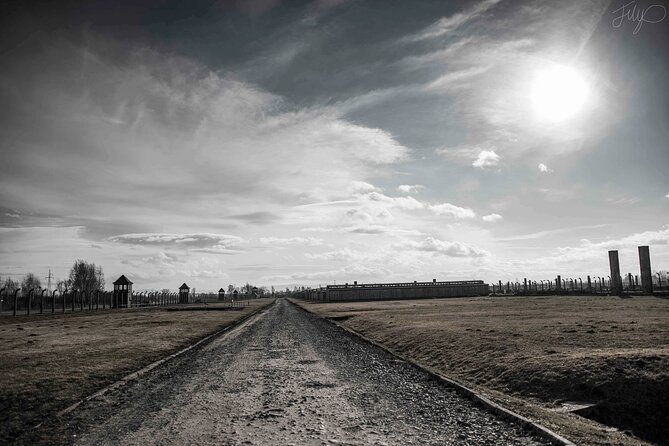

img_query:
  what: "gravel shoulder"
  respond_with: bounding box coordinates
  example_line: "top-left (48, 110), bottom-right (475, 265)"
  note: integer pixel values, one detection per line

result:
top-left (1, 299), bottom-right (273, 444)
top-left (22, 298), bottom-right (550, 445)
top-left (295, 295), bottom-right (668, 446)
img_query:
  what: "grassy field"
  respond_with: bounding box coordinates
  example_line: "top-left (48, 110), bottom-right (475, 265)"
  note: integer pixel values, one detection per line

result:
top-left (0, 299), bottom-right (273, 443)
top-left (296, 295), bottom-right (669, 446)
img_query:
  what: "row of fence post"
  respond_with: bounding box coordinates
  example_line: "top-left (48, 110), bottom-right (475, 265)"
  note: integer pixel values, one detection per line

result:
top-left (1, 290), bottom-right (190, 317)
top-left (491, 272), bottom-right (665, 295)
top-left (0, 289), bottom-right (256, 317)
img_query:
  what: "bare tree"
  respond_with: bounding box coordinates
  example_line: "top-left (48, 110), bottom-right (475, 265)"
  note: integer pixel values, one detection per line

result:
top-left (3, 277), bottom-right (19, 294)
top-left (21, 273), bottom-right (41, 293)
top-left (68, 260), bottom-right (105, 294)
top-left (56, 280), bottom-right (68, 293)
top-left (96, 266), bottom-right (105, 290)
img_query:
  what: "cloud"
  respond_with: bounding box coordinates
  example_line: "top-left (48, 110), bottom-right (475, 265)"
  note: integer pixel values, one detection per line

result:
top-left (559, 227), bottom-right (669, 253)
top-left (0, 35), bottom-right (409, 223)
top-left (262, 263), bottom-right (392, 282)
top-left (109, 233), bottom-right (246, 249)
top-left (538, 163), bottom-right (553, 173)
top-left (343, 225), bottom-right (423, 236)
top-left (362, 190), bottom-right (475, 219)
top-left (229, 212), bottom-right (281, 225)
top-left (429, 203), bottom-right (476, 219)
top-left (349, 181), bottom-right (381, 194)
top-left (606, 197), bottom-right (640, 205)
top-left (305, 248), bottom-right (361, 261)
top-left (258, 237), bottom-right (324, 246)
top-left (405, 0), bottom-right (502, 42)
top-left (397, 184), bottom-right (424, 194)
top-left (665, 193), bottom-right (669, 199)
top-left (296, 189), bottom-right (477, 238)
top-left (393, 196), bottom-right (425, 211)
top-left (482, 213), bottom-right (502, 223)
top-left (472, 150), bottom-right (500, 168)
top-left (496, 224), bottom-right (610, 242)
top-left (424, 66), bottom-right (491, 91)
top-left (517, 226), bottom-right (669, 270)
top-left (394, 237), bottom-right (488, 258)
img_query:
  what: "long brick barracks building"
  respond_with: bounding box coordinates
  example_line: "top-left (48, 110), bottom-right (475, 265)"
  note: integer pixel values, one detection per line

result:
top-left (306, 280), bottom-right (489, 302)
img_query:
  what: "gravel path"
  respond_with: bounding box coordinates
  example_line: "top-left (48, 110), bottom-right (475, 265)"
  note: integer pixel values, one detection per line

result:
top-left (53, 299), bottom-right (550, 445)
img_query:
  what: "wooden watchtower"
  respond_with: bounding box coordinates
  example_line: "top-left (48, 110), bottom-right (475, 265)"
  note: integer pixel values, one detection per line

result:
top-left (179, 283), bottom-right (190, 304)
top-left (113, 275), bottom-right (133, 308)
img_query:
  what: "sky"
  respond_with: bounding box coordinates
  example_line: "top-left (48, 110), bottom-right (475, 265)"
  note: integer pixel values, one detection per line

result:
top-left (1, 0), bottom-right (668, 292)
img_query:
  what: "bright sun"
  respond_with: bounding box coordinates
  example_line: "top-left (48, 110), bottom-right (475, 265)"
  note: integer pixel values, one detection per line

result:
top-left (531, 65), bottom-right (589, 122)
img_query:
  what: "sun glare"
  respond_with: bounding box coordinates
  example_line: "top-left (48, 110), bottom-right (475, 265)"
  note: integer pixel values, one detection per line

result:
top-left (531, 65), bottom-right (589, 122)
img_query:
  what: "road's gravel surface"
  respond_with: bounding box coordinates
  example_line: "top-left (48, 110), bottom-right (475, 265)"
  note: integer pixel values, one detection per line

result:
top-left (47, 299), bottom-right (550, 445)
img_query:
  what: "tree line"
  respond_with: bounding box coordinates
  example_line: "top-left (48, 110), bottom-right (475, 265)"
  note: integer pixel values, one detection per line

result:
top-left (1, 260), bottom-right (104, 296)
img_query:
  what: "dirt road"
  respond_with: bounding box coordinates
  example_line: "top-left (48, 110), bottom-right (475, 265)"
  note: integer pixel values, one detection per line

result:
top-left (36, 299), bottom-right (550, 445)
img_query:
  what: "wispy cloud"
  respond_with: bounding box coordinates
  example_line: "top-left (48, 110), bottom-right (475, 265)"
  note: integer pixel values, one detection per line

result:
top-left (606, 196), bottom-right (640, 205)
top-left (258, 237), bottom-right (324, 246)
top-left (404, 0), bottom-right (502, 42)
top-left (561, 227), bottom-right (669, 252)
top-left (495, 224), bottom-right (611, 242)
top-left (424, 66), bottom-right (491, 91)
top-left (1, 36), bottom-right (409, 223)
top-left (109, 233), bottom-right (246, 249)
top-left (262, 263), bottom-right (392, 282)
top-left (229, 212), bottom-right (281, 225)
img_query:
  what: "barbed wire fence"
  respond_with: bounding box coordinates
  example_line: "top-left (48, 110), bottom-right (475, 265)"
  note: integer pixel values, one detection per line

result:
top-left (0, 288), bottom-right (264, 317)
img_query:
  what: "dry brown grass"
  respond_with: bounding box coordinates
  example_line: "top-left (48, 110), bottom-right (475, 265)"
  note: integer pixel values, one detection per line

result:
top-left (0, 300), bottom-right (273, 443)
top-left (297, 295), bottom-right (669, 446)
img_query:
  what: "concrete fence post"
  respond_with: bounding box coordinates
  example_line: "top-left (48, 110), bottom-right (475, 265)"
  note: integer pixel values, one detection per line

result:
top-left (40, 289), bottom-right (47, 314)
top-left (52, 290), bottom-right (57, 313)
top-left (27, 289), bottom-right (34, 316)
top-left (13, 289), bottom-right (20, 317)
top-left (556, 275), bottom-right (561, 293)
top-left (638, 246), bottom-right (653, 294)
top-left (609, 250), bottom-right (622, 295)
